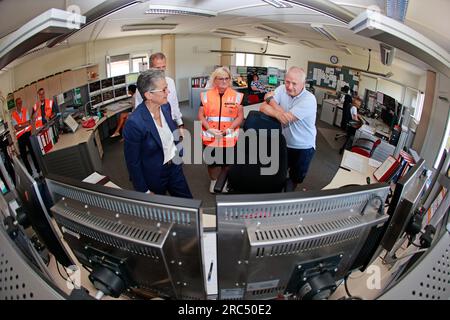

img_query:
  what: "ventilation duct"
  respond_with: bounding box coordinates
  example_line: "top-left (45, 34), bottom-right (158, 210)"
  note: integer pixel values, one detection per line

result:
top-left (47, 0), bottom-right (143, 48)
top-left (385, 0), bottom-right (409, 22)
top-left (145, 5), bottom-right (217, 17)
top-left (262, 0), bottom-right (293, 8)
top-left (380, 43), bottom-right (395, 65)
top-left (349, 10), bottom-right (450, 77)
top-left (283, 0), bottom-right (355, 24)
top-left (0, 8), bottom-right (85, 70)
top-left (299, 40), bottom-right (320, 48)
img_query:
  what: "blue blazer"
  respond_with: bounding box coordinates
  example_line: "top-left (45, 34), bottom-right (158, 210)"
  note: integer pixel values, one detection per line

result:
top-left (123, 102), bottom-right (181, 193)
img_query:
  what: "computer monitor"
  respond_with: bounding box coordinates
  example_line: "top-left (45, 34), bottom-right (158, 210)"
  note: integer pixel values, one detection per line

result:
top-left (12, 156), bottom-right (74, 267)
top-left (46, 174), bottom-right (206, 299)
top-left (216, 184), bottom-right (390, 300)
top-left (125, 73), bottom-right (139, 84)
top-left (381, 158), bottom-right (427, 252)
top-left (88, 80), bottom-right (101, 94)
top-left (114, 87), bottom-right (127, 99)
top-left (268, 75), bottom-right (278, 86)
top-left (113, 75), bottom-right (126, 86)
top-left (102, 90), bottom-right (114, 104)
top-left (383, 94), bottom-right (396, 111)
top-left (101, 78), bottom-right (113, 90)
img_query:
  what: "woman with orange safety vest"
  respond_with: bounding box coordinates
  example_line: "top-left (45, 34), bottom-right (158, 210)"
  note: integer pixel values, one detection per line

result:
top-left (11, 97), bottom-right (40, 175)
top-left (198, 66), bottom-right (244, 193)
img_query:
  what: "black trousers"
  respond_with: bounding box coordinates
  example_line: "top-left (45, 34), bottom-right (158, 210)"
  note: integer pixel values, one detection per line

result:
top-left (18, 131), bottom-right (40, 174)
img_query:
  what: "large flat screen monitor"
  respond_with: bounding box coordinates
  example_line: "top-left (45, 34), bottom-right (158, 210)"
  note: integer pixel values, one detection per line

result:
top-left (46, 174), bottom-right (206, 299)
top-left (381, 158), bottom-right (427, 251)
top-left (216, 184), bottom-right (390, 300)
top-left (12, 156), bottom-right (73, 267)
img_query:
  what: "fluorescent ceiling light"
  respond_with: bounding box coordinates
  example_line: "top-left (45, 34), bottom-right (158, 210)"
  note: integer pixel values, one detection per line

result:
top-left (212, 28), bottom-right (246, 37)
top-left (121, 24), bottom-right (177, 31)
top-left (336, 44), bottom-right (352, 55)
top-left (145, 5), bottom-right (217, 17)
top-left (385, 0), bottom-right (409, 22)
top-left (299, 40), bottom-right (319, 48)
top-left (349, 10), bottom-right (450, 77)
top-left (254, 24), bottom-right (287, 36)
top-left (265, 38), bottom-right (286, 45)
top-left (310, 24), bottom-right (337, 41)
top-left (262, 0), bottom-right (293, 8)
top-left (0, 8), bottom-right (85, 69)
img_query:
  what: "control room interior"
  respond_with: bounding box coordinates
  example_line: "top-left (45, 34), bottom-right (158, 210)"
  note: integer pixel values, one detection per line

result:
top-left (0, 0), bottom-right (449, 301)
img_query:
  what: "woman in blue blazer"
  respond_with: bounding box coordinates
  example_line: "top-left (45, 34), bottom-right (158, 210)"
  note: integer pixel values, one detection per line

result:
top-left (123, 69), bottom-right (192, 198)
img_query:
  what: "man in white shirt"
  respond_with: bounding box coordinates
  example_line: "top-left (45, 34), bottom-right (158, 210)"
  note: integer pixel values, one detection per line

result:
top-left (135, 52), bottom-right (184, 127)
top-left (260, 66), bottom-right (317, 190)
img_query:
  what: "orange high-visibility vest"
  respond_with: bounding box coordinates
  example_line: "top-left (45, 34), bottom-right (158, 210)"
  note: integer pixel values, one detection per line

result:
top-left (33, 99), bottom-right (54, 129)
top-left (11, 108), bottom-right (32, 139)
top-left (200, 87), bottom-right (243, 148)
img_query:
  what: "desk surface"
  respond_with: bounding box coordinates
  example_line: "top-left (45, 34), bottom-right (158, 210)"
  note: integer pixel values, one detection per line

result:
top-left (49, 100), bottom-right (132, 153)
top-left (324, 150), bottom-right (379, 190)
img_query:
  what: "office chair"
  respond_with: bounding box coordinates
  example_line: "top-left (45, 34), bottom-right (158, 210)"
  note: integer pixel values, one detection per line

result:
top-left (247, 94), bottom-right (260, 105)
top-left (214, 111), bottom-right (291, 194)
top-left (351, 138), bottom-right (381, 158)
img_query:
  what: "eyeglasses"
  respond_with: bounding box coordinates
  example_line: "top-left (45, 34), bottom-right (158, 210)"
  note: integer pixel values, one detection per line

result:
top-left (215, 77), bottom-right (230, 82)
top-left (149, 87), bottom-right (169, 94)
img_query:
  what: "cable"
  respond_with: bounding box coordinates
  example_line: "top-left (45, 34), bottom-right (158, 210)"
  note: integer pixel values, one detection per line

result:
top-left (55, 259), bottom-right (68, 282)
top-left (343, 274), bottom-right (363, 300)
top-left (367, 49), bottom-right (372, 71)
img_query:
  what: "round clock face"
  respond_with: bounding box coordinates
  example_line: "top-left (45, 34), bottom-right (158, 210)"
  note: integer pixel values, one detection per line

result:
top-left (330, 55), bottom-right (339, 64)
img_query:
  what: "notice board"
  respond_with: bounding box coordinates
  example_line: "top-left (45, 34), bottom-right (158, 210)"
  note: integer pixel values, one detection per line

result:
top-left (307, 61), bottom-right (360, 92)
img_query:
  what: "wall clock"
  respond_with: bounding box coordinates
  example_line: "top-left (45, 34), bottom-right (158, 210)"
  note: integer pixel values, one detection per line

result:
top-left (330, 55), bottom-right (339, 64)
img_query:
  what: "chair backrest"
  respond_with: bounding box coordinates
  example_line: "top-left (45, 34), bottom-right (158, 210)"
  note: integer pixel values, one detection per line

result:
top-left (247, 94), bottom-right (260, 105)
top-left (351, 138), bottom-right (381, 158)
top-left (227, 111), bottom-right (288, 193)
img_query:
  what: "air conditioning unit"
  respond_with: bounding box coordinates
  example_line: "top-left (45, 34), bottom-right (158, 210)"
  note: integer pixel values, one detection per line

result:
top-left (380, 43), bottom-right (396, 65)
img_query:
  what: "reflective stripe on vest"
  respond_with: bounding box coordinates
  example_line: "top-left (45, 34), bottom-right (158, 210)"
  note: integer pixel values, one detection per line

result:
top-left (200, 88), bottom-right (243, 147)
top-left (12, 110), bottom-right (31, 138)
top-left (206, 116), bottom-right (235, 122)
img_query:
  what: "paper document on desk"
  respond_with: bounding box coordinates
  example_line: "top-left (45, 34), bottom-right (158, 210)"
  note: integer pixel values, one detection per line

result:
top-left (360, 124), bottom-right (376, 134)
top-left (82, 172), bottom-right (105, 184)
top-left (369, 158), bottom-right (382, 168)
top-left (341, 151), bottom-right (368, 173)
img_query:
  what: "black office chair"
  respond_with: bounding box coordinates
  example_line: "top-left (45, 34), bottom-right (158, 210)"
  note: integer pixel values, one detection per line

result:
top-left (214, 111), bottom-right (291, 193)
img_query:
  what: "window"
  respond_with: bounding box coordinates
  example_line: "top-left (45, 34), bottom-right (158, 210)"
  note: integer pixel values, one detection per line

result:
top-left (107, 53), bottom-right (150, 77)
top-left (131, 56), bottom-right (149, 73)
top-left (107, 54), bottom-right (130, 77)
top-left (235, 53), bottom-right (255, 67)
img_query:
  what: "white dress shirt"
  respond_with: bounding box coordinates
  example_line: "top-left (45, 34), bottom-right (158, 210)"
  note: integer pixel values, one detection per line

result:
top-left (150, 108), bottom-right (177, 165)
top-left (136, 76), bottom-right (183, 125)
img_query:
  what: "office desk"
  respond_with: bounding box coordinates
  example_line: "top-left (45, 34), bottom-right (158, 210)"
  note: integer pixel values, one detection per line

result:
top-left (324, 150), bottom-right (379, 190)
top-left (38, 100), bottom-right (132, 180)
top-left (244, 102), bottom-right (262, 118)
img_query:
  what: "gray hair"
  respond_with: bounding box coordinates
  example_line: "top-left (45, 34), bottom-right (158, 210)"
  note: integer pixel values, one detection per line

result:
top-left (287, 66), bottom-right (306, 83)
top-left (137, 68), bottom-right (166, 100)
top-left (150, 52), bottom-right (166, 66)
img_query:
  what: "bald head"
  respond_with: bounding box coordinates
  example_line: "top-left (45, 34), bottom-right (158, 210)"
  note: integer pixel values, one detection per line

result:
top-left (284, 66), bottom-right (306, 97)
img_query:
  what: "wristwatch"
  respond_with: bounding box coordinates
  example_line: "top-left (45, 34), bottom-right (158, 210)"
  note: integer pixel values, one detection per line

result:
top-left (265, 96), bottom-right (274, 104)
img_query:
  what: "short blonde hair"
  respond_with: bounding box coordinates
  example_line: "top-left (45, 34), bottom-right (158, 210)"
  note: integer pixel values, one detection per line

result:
top-left (210, 66), bottom-right (231, 83)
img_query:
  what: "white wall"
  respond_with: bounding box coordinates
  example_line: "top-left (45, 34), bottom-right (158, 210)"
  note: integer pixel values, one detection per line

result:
top-left (175, 35), bottom-right (221, 102)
